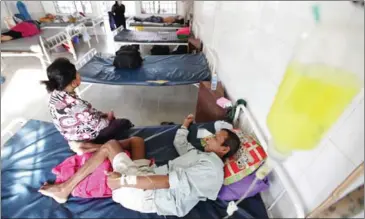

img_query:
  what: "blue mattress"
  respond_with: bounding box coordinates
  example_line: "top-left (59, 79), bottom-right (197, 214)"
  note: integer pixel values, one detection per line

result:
top-left (114, 29), bottom-right (187, 44)
top-left (129, 21), bottom-right (186, 28)
top-left (78, 53), bottom-right (211, 86)
top-left (1, 120), bottom-right (269, 219)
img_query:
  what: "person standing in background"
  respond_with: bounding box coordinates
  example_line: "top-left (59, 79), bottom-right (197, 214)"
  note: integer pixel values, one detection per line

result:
top-left (112, 1), bottom-right (126, 29)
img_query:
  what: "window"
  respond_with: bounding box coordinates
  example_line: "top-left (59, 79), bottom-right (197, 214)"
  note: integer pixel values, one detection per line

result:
top-left (141, 1), bottom-right (177, 15)
top-left (53, 1), bottom-right (92, 14)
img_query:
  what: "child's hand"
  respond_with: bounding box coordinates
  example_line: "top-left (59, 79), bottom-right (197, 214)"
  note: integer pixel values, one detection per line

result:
top-left (183, 114), bottom-right (194, 128)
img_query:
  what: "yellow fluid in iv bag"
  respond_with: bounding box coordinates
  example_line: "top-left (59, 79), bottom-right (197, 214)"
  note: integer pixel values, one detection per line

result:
top-left (267, 62), bottom-right (362, 154)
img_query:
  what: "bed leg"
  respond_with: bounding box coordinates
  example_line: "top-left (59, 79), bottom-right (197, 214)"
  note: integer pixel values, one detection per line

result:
top-left (43, 50), bottom-right (51, 64)
top-left (94, 27), bottom-right (99, 43)
top-left (39, 56), bottom-right (47, 80)
top-left (40, 57), bottom-right (46, 70)
top-left (67, 39), bottom-right (78, 60)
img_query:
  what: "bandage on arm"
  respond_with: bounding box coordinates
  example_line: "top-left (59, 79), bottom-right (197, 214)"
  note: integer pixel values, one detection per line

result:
top-left (120, 175), bottom-right (170, 190)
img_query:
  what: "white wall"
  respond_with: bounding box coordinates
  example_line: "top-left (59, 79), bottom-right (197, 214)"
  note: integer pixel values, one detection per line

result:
top-left (194, 1), bottom-right (364, 217)
top-left (4, 1), bottom-right (45, 20)
top-left (134, 1), bottom-right (186, 17)
top-left (1, 1), bottom-right (10, 28)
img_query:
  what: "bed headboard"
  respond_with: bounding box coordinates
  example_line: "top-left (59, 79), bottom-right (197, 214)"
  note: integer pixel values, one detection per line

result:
top-left (75, 48), bottom-right (97, 70)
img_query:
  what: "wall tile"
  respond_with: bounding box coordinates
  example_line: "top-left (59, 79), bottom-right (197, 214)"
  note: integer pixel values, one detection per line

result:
top-left (330, 99), bottom-right (364, 167)
top-left (302, 140), bottom-right (356, 209)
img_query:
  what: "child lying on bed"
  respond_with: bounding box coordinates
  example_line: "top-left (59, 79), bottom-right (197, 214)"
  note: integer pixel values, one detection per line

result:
top-left (39, 114), bottom-right (241, 217)
top-left (1, 20), bottom-right (40, 42)
top-left (41, 58), bottom-right (133, 154)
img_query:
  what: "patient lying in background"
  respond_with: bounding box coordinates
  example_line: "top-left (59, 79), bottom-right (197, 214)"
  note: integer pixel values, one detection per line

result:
top-left (41, 58), bottom-right (133, 154)
top-left (1, 20), bottom-right (40, 42)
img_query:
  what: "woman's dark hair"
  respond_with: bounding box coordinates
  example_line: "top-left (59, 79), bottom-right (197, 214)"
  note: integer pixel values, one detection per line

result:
top-left (41, 58), bottom-right (77, 92)
top-left (221, 128), bottom-right (241, 159)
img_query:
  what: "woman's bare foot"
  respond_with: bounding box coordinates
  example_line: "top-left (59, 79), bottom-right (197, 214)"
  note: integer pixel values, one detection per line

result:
top-left (38, 182), bottom-right (70, 204)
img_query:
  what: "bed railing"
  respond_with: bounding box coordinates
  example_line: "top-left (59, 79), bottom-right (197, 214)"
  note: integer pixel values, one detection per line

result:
top-left (44, 23), bottom-right (90, 61)
top-left (112, 25), bottom-right (125, 36)
top-left (88, 15), bottom-right (104, 43)
top-left (75, 48), bottom-right (97, 71)
top-left (74, 48), bottom-right (98, 97)
top-left (42, 30), bottom-right (69, 51)
top-left (67, 23), bottom-right (91, 48)
top-left (39, 25), bottom-right (79, 61)
top-left (91, 15), bottom-right (104, 26)
top-left (232, 104), bottom-right (305, 218)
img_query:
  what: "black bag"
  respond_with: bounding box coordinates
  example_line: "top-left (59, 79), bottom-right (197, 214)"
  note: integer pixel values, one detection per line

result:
top-left (113, 45), bottom-right (142, 69)
top-left (171, 45), bottom-right (188, 54)
top-left (150, 45), bottom-right (170, 55)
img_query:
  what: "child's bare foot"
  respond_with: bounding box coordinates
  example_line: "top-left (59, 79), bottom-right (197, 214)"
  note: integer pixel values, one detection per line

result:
top-left (38, 182), bottom-right (69, 204)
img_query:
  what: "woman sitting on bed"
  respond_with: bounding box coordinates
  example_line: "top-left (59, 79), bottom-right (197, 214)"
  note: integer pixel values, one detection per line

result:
top-left (1, 20), bottom-right (41, 42)
top-left (41, 58), bottom-right (133, 154)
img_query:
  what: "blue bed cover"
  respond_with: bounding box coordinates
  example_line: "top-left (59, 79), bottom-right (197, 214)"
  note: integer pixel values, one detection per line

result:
top-left (78, 53), bottom-right (211, 86)
top-left (1, 120), bottom-right (269, 219)
top-left (114, 29), bottom-right (187, 44)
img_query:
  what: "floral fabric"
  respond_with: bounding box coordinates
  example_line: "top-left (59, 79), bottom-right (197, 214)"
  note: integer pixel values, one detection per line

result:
top-left (49, 90), bottom-right (109, 141)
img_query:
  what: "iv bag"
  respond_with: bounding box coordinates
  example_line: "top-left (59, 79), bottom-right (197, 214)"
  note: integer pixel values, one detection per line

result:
top-left (266, 6), bottom-right (364, 156)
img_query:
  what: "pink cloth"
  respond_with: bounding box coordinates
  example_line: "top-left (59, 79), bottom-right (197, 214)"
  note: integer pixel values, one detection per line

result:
top-left (176, 27), bottom-right (190, 36)
top-left (11, 22), bottom-right (40, 37)
top-left (52, 151), bottom-right (130, 198)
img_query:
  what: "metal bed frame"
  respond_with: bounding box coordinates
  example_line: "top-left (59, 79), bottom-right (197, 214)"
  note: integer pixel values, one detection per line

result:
top-left (73, 19), bottom-right (212, 97)
top-left (85, 15), bottom-right (104, 43)
top-left (1, 23), bottom-right (90, 71)
top-left (2, 101), bottom-right (304, 218)
top-left (42, 15), bottom-right (105, 43)
top-left (73, 41), bottom-right (215, 98)
top-left (112, 25), bottom-right (188, 51)
top-left (126, 17), bottom-right (187, 31)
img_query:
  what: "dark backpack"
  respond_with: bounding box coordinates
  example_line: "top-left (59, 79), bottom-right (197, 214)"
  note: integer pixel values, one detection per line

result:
top-left (150, 45), bottom-right (170, 55)
top-left (113, 45), bottom-right (143, 69)
top-left (171, 45), bottom-right (188, 54)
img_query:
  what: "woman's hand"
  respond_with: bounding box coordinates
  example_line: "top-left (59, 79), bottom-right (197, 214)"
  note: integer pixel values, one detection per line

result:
top-left (107, 111), bottom-right (115, 121)
top-left (105, 171), bottom-right (122, 190)
top-left (182, 114), bottom-right (194, 128)
top-left (101, 111), bottom-right (115, 121)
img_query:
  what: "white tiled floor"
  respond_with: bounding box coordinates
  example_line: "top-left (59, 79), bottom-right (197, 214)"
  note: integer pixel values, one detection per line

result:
top-left (1, 29), bottom-right (198, 141)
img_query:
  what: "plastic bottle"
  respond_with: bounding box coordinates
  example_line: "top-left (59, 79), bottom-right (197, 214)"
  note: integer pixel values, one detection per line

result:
top-left (211, 74), bottom-right (218, 91)
top-left (267, 4), bottom-right (364, 155)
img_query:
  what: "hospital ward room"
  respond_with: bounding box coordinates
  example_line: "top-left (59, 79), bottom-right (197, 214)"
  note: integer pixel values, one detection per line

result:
top-left (1, 1), bottom-right (364, 218)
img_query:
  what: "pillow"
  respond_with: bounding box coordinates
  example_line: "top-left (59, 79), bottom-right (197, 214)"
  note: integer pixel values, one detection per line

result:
top-left (218, 169), bottom-right (269, 201)
top-left (223, 130), bottom-right (267, 185)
